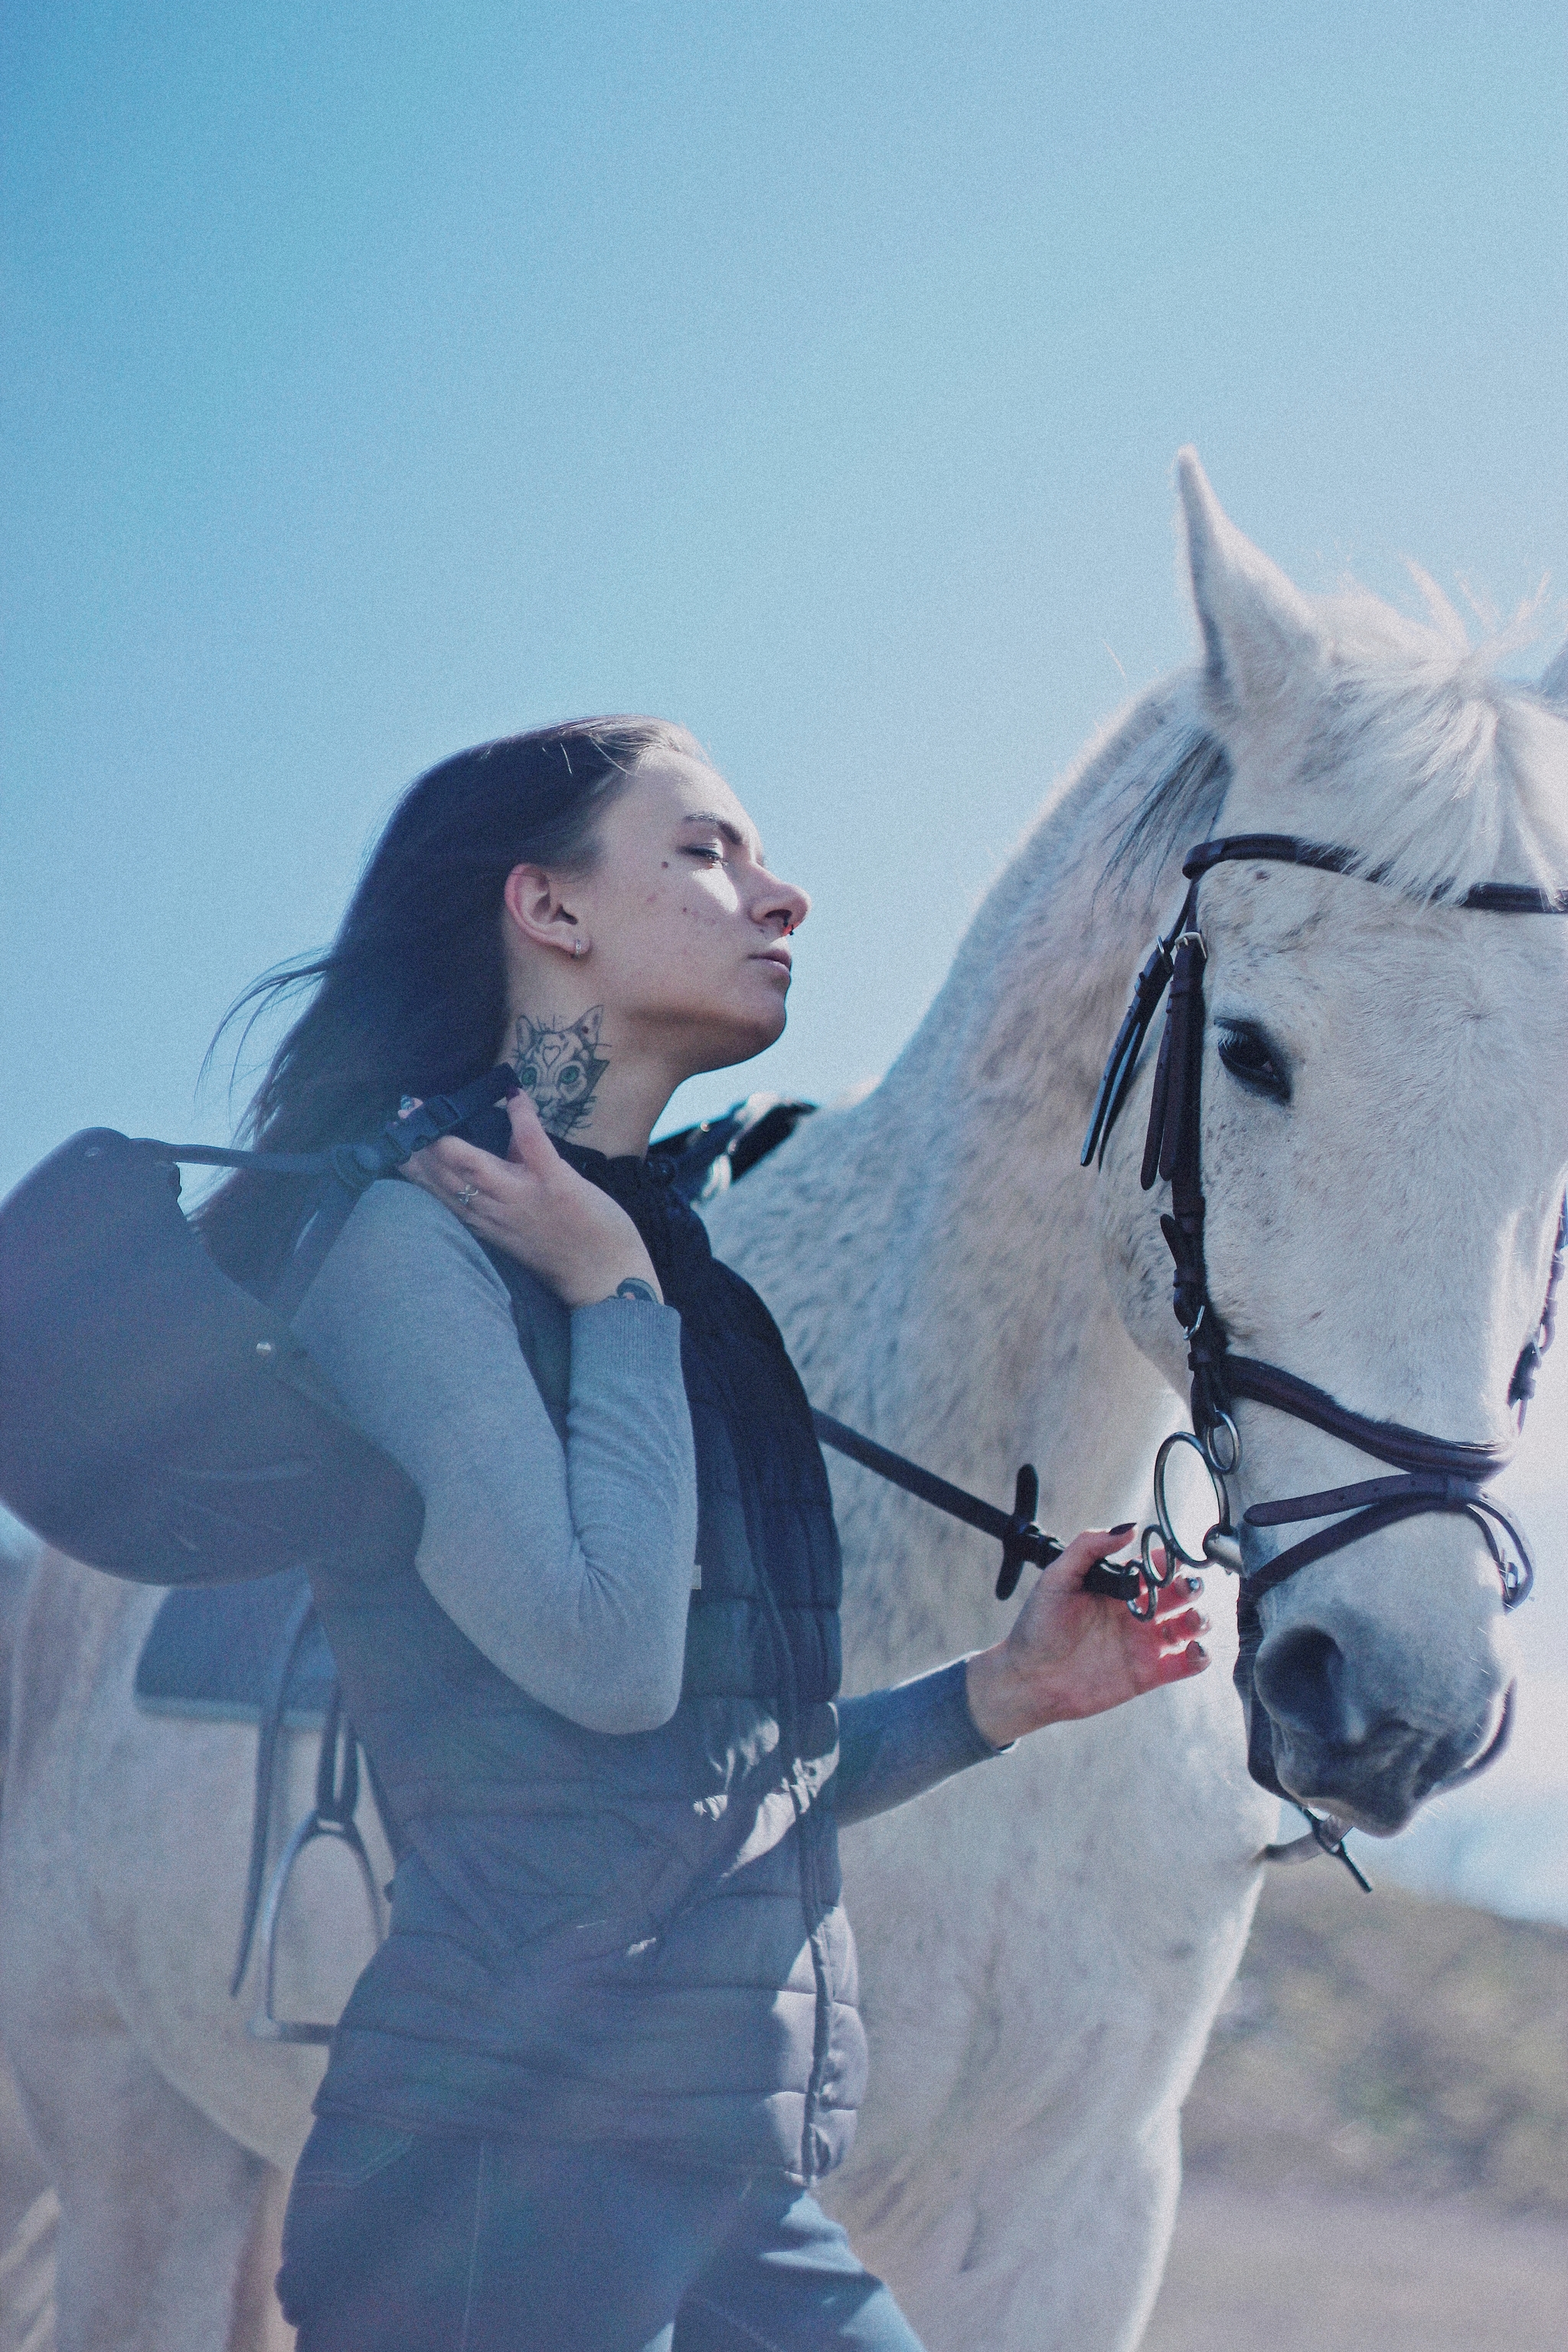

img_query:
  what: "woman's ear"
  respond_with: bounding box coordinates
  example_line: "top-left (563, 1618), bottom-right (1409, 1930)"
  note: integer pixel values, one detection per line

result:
top-left (503, 863), bottom-right (583, 959)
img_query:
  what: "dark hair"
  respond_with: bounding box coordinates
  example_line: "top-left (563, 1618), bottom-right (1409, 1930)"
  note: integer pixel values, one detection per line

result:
top-left (198, 716), bottom-right (702, 1293)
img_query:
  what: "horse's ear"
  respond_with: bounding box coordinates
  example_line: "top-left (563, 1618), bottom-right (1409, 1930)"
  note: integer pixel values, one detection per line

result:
top-left (1539, 635), bottom-right (1568, 712)
top-left (1176, 448), bottom-right (1326, 714)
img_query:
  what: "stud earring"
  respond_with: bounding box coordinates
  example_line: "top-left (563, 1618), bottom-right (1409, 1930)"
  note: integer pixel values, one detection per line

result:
top-left (572, 938), bottom-right (589, 959)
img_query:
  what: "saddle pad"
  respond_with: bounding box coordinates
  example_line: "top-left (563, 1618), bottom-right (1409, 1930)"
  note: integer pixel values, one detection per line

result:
top-left (134, 1568), bottom-right (336, 1727)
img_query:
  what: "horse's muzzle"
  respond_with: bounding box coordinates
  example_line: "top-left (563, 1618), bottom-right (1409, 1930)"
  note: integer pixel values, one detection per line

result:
top-left (1248, 1615), bottom-right (1511, 1834)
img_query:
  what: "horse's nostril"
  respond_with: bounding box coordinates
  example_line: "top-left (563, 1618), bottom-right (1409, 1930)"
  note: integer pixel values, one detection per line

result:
top-left (1254, 1625), bottom-right (1361, 1746)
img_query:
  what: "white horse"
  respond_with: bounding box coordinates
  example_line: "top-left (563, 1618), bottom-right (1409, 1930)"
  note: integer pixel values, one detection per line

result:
top-left (3, 453), bottom-right (1565, 2352)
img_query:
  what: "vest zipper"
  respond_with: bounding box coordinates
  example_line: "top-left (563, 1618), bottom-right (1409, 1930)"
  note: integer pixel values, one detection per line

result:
top-left (791, 1774), bottom-right (834, 2184)
top-left (702, 1341), bottom-right (829, 2184)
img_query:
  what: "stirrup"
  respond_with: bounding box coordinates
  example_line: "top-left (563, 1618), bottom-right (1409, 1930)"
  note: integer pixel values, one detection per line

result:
top-left (247, 1695), bottom-right (384, 2043)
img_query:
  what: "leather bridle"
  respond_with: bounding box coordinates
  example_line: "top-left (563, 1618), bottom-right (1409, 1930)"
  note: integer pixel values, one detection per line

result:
top-left (1083, 832), bottom-right (1567, 1858)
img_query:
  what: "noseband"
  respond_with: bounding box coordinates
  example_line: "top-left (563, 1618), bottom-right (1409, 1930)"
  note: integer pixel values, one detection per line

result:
top-left (1083, 832), bottom-right (1567, 1860)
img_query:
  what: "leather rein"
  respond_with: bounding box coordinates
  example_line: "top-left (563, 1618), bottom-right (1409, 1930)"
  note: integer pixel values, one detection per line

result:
top-left (1082, 832), bottom-right (1568, 1876)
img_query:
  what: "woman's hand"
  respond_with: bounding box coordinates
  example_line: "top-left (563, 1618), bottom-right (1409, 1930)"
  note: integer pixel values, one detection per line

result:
top-left (964, 1530), bottom-right (1209, 1749)
top-left (400, 1089), bottom-right (663, 1308)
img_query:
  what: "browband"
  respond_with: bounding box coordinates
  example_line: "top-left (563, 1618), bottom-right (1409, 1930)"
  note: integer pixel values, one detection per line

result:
top-left (1184, 834), bottom-right (1568, 916)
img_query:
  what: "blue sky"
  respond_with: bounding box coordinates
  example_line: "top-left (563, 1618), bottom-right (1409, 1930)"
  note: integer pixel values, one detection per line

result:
top-left (3, 2), bottom-right (1563, 1178)
top-left (2, 2), bottom-right (1567, 1913)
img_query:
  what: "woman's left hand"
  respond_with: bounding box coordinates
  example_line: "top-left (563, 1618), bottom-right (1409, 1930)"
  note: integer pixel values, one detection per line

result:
top-left (964, 1529), bottom-right (1209, 1749)
top-left (397, 1089), bottom-right (663, 1307)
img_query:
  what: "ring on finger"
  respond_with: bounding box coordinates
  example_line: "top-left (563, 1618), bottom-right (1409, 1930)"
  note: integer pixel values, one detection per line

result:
top-left (457, 1184), bottom-right (476, 1209)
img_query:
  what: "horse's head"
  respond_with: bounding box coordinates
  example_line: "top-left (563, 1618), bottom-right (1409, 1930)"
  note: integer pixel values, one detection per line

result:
top-left (1095, 454), bottom-right (1568, 1834)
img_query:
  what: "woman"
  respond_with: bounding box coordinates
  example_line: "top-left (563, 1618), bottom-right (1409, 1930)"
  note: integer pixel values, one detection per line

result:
top-left (203, 717), bottom-right (1208, 2352)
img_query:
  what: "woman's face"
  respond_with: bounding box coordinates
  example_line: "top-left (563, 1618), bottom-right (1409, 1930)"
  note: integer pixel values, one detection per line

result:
top-left (539, 753), bottom-right (811, 1078)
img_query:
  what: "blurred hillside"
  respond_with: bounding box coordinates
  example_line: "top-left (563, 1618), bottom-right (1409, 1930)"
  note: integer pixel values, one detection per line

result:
top-left (1184, 1867), bottom-right (1568, 2213)
top-left (1145, 1867), bottom-right (1568, 2350)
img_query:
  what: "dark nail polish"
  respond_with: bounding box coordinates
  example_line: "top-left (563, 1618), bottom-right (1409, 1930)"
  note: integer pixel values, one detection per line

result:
top-left (1109, 1521), bottom-right (1136, 1539)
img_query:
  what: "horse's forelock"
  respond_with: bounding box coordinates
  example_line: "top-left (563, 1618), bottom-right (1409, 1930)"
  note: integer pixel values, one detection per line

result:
top-left (1286, 597), bottom-right (1568, 903)
top-left (1105, 594), bottom-right (1567, 907)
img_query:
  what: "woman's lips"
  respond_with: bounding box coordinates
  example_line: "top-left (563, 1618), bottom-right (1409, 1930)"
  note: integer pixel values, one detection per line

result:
top-left (752, 949), bottom-right (792, 972)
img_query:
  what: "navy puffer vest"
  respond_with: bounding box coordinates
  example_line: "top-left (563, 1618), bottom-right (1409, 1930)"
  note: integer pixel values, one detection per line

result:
top-left (305, 1148), bottom-right (867, 2184)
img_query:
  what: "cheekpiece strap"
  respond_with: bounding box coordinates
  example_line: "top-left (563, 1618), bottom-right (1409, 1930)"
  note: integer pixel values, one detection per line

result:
top-left (1509, 1197), bottom-right (1567, 1413)
top-left (1080, 882), bottom-right (1198, 1170)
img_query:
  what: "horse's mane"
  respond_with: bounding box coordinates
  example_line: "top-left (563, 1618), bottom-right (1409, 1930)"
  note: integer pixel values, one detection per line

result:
top-left (1102, 713), bottom-right (1229, 893)
top-left (1103, 585), bottom-right (1568, 906)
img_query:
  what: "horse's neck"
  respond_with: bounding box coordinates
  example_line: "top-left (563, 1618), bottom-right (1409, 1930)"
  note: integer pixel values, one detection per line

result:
top-left (716, 676), bottom-right (1206, 1529)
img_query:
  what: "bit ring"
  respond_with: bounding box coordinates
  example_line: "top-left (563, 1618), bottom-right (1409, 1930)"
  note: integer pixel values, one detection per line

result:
top-left (1153, 1431), bottom-right (1230, 1570)
top-left (1122, 1524), bottom-right (1165, 1618)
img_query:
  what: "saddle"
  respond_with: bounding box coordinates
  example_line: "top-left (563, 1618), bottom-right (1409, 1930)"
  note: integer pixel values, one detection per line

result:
top-left (135, 1569), bottom-right (334, 1727)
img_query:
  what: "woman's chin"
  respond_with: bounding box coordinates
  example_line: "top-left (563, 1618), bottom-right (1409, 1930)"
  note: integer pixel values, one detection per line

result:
top-left (688, 1007), bottom-right (788, 1076)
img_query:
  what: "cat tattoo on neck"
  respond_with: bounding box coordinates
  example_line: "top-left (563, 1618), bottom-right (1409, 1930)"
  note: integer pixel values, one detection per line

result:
top-left (511, 1008), bottom-right (609, 1140)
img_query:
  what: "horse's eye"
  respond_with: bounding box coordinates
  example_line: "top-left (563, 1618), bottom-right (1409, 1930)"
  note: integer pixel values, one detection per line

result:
top-left (1217, 1022), bottom-right (1290, 1103)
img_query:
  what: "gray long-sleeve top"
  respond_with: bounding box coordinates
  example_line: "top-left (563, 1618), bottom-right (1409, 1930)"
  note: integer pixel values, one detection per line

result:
top-left (293, 1181), bottom-right (1002, 1812)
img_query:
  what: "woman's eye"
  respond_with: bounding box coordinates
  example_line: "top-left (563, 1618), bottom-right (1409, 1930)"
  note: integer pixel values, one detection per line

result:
top-left (1217, 1024), bottom-right (1290, 1102)
top-left (684, 844), bottom-right (724, 864)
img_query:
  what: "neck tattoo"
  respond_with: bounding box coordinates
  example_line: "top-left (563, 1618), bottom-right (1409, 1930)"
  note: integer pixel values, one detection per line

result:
top-left (511, 1008), bottom-right (609, 1139)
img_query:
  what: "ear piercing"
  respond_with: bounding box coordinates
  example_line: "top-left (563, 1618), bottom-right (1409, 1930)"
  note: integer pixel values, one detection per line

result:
top-left (571, 938), bottom-right (590, 959)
